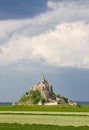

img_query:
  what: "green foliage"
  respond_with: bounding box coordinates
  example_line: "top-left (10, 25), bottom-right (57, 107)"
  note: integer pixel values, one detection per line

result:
top-left (56, 94), bottom-right (61, 98)
top-left (25, 92), bottom-right (29, 95)
top-left (18, 90), bottom-right (41, 105)
top-left (41, 98), bottom-right (46, 104)
top-left (58, 97), bottom-right (68, 104)
top-left (64, 97), bottom-right (68, 103)
top-left (58, 98), bottom-right (66, 104)
top-left (30, 90), bottom-right (41, 104)
top-left (49, 92), bottom-right (56, 100)
top-left (18, 93), bottom-right (30, 103)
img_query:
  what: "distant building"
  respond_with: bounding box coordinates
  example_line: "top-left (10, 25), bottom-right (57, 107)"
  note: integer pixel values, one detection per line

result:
top-left (44, 101), bottom-right (58, 105)
top-left (68, 100), bottom-right (77, 105)
top-left (31, 74), bottom-right (53, 101)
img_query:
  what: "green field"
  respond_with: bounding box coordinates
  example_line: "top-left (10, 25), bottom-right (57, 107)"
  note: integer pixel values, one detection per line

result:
top-left (0, 105), bottom-right (89, 112)
top-left (0, 124), bottom-right (89, 130)
top-left (0, 105), bottom-right (89, 129)
top-left (0, 113), bottom-right (89, 126)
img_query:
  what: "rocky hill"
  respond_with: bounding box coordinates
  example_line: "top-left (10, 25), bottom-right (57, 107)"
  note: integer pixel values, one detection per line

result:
top-left (18, 74), bottom-right (69, 105)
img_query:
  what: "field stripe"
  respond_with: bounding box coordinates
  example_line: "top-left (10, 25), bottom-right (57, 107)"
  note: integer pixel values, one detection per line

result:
top-left (0, 114), bottom-right (89, 126)
top-left (0, 111), bottom-right (89, 115)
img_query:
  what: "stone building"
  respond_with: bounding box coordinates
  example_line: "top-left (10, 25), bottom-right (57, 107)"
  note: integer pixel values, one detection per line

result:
top-left (18, 74), bottom-right (70, 105)
top-left (30, 74), bottom-right (53, 100)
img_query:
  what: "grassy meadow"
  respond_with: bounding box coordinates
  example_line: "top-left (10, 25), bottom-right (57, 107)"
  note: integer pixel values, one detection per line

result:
top-left (0, 105), bottom-right (89, 129)
top-left (0, 124), bottom-right (89, 130)
top-left (0, 104), bottom-right (89, 112)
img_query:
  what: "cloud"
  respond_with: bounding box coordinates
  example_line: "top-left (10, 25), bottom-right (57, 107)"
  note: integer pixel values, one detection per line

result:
top-left (0, 21), bottom-right (89, 69)
top-left (0, 0), bottom-right (89, 69)
top-left (48, 0), bottom-right (89, 9)
top-left (47, 0), bottom-right (65, 9)
top-left (0, 0), bottom-right (89, 40)
top-left (25, 22), bottom-right (89, 68)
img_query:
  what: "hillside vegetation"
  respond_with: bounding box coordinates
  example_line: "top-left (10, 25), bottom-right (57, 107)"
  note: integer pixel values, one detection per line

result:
top-left (18, 90), bottom-right (42, 105)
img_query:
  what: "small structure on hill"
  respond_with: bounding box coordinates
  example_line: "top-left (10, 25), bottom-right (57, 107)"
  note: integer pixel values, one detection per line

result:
top-left (18, 74), bottom-right (71, 105)
top-left (68, 100), bottom-right (77, 106)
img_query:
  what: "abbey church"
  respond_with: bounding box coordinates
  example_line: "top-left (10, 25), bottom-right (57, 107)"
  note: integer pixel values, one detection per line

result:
top-left (31, 74), bottom-right (53, 101)
top-left (18, 74), bottom-right (75, 105)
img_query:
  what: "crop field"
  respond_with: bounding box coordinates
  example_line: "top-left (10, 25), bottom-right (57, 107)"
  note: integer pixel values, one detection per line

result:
top-left (0, 105), bottom-right (89, 129)
top-left (0, 113), bottom-right (89, 126)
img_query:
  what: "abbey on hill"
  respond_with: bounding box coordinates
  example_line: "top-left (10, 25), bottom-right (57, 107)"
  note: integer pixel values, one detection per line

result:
top-left (31, 74), bottom-right (53, 101)
top-left (18, 74), bottom-right (76, 105)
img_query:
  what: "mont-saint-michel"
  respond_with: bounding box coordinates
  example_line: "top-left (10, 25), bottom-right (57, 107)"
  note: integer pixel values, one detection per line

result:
top-left (18, 74), bottom-right (76, 105)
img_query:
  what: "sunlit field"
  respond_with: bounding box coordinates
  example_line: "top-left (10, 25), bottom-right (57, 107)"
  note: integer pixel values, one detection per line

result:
top-left (0, 113), bottom-right (89, 126)
top-left (0, 105), bottom-right (89, 129)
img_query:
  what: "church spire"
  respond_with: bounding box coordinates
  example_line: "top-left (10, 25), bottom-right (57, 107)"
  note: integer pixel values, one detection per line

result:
top-left (42, 73), bottom-right (45, 81)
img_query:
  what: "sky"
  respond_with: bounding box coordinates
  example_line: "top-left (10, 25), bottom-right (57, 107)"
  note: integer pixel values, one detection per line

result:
top-left (0, 0), bottom-right (89, 102)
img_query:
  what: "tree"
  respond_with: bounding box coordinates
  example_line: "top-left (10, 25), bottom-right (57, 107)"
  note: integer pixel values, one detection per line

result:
top-left (49, 92), bottom-right (56, 100)
top-left (41, 98), bottom-right (46, 105)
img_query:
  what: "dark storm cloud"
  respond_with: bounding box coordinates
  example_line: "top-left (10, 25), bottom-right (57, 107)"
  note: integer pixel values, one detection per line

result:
top-left (0, 0), bottom-right (48, 20)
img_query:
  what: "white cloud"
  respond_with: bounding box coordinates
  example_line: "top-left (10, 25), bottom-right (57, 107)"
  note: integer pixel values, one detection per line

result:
top-left (48, 0), bottom-right (65, 9)
top-left (0, 21), bottom-right (89, 68)
top-left (48, 0), bottom-right (89, 9)
top-left (0, 0), bottom-right (89, 41)
top-left (30, 22), bottom-right (89, 68)
top-left (0, 0), bottom-right (89, 68)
